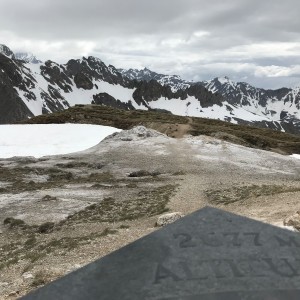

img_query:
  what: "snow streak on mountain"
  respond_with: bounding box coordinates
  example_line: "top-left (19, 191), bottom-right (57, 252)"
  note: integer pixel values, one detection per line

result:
top-left (0, 44), bottom-right (300, 134)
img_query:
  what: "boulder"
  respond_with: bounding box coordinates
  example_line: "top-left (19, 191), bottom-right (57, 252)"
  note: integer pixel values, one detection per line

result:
top-left (156, 212), bottom-right (184, 227)
top-left (284, 211), bottom-right (300, 231)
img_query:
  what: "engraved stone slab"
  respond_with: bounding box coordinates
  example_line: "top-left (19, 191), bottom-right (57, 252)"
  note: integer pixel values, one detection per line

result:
top-left (22, 207), bottom-right (300, 299)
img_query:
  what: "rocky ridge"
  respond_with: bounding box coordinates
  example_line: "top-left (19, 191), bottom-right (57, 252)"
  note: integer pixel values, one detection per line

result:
top-left (122, 67), bottom-right (300, 134)
top-left (0, 44), bottom-right (300, 135)
top-left (0, 44), bottom-right (222, 124)
top-left (119, 67), bottom-right (192, 92)
top-left (15, 52), bottom-right (42, 64)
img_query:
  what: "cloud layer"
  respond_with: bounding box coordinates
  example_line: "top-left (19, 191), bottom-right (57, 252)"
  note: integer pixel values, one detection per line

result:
top-left (1, 0), bottom-right (300, 88)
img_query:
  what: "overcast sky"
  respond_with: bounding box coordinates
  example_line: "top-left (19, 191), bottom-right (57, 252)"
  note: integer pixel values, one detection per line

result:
top-left (1, 0), bottom-right (300, 89)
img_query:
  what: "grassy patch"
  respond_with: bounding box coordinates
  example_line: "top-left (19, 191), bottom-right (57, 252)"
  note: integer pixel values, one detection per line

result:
top-left (0, 228), bottom-right (118, 270)
top-left (0, 241), bottom-right (24, 270)
top-left (64, 184), bottom-right (177, 223)
top-left (126, 183), bottom-right (138, 188)
top-left (172, 171), bottom-right (186, 176)
top-left (37, 222), bottom-right (55, 234)
top-left (41, 195), bottom-right (58, 201)
top-left (205, 184), bottom-right (300, 205)
top-left (119, 224), bottom-right (130, 229)
top-left (128, 170), bottom-right (161, 177)
top-left (0, 163), bottom-right (118, 194)
top-left (190, 117), bottom-right (300, 154)
top-left (55, 162), bottom-right (90, 168)
top-left (3, 217), bottom-right (27, 228)
top-left (88, 172), bottom-right (115, 182)
top-left (24, 236), bottom-right (37, 248)
top-left (31, 271), bottom-right (48, 287)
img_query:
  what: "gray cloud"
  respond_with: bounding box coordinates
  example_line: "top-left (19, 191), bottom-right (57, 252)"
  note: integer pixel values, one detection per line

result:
top-left (1, 0), bottom-right (300, 89)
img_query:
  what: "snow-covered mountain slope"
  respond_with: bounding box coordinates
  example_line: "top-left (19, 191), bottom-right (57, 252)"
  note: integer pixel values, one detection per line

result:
top-left (0, 45), bottom-right (224, 123)
top-left (121, 68), bottom-right (300, 126)
top-left (0, 47), bottom-right (145, 122)
top-left (204, 77), bottom-right (300, 120)
top-left (203, 77), bottom-right (300, 133)
top-left (119, 67), bottom-right (192, 92)
top-left (15, 52), bottom-right (42, 64)
top-left (1, 44), bottom-right (300, 135)
top-left (122, 66), bottom-right (300, 134)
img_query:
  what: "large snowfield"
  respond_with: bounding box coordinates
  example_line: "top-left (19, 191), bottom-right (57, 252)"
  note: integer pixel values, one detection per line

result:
top-left (0, 124), bottom-right (121, 158)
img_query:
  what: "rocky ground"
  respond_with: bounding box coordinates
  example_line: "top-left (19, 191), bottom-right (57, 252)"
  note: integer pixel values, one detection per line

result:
top-left (0, 126), bottom-right (300, 299)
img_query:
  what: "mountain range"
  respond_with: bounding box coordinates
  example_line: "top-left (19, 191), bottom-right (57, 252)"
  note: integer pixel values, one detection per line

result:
top-left (0, 44), bottom-right (300, 134)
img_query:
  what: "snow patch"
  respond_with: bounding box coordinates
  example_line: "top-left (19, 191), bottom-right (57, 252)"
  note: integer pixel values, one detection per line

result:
top-left (0, 124), bottom-right (121, 158)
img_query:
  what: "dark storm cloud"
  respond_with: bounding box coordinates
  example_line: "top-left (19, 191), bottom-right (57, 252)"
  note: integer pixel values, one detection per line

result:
top-left (1, 0), bottom-right (300, 88)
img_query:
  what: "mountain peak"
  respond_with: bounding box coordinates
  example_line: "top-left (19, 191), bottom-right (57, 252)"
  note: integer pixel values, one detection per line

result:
top-left (86, 56), bottom-right (103, 63)
top-left (212, 76), bottom-right (237, 87)
top-left (217, 76), bottom-right (230, 82)
top-left (15, 52), bottom-right (42, 64)
top-left (143, 67), bottom-right (154, 74)
top-left (0, 44), bottom-right (15, 59)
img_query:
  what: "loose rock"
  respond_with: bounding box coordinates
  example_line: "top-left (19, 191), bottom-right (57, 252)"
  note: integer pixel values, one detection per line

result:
top-left (156, 212), bottom-right (184, 227)
top-left (284, 211), bottom-right (300, 231)
top-left (22, 272), bottom-right (34, 279)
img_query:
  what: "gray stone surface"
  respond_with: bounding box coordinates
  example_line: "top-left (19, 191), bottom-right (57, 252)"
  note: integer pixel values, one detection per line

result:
top-left (22, 207), bottom-right (300, 299)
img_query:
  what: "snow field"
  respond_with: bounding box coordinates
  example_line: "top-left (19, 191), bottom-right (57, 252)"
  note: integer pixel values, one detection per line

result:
top-left (0, 124), bottom-right (121, 158)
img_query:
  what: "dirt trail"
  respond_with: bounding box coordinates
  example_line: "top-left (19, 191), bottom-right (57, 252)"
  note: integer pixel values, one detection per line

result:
top-left (163, 136), bottom-right (208, 213)
top-left (144, 118), bottom-right (192, 138)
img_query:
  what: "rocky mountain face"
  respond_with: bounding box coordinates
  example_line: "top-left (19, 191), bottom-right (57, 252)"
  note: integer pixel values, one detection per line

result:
top-left (0, 48), bottom-right (70, 123)
top-left (0, 44), bottom-right (223, 124)
top-left (123, 68), bottom-right (300, 134)
top-left (203, 77), bottom-right (300, 134)
top-left (0, 44), bottom-right (300, 135)
top-left (0, 52), bottom-right (34, 123)
top-left (119, 67), bottom-right (192, 92)
top-left (0, 44), bottom-right (15, 59)
top-left (15, 52), bottom-right (42, 64)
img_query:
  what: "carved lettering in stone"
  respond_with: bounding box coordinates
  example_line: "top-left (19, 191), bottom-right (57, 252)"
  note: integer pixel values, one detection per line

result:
top-left (153, 258), bottom-right (300, 284)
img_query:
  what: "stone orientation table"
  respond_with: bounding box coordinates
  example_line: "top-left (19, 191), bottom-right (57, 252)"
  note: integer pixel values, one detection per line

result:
top-left (22, 207), bottom-right (300, 299)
